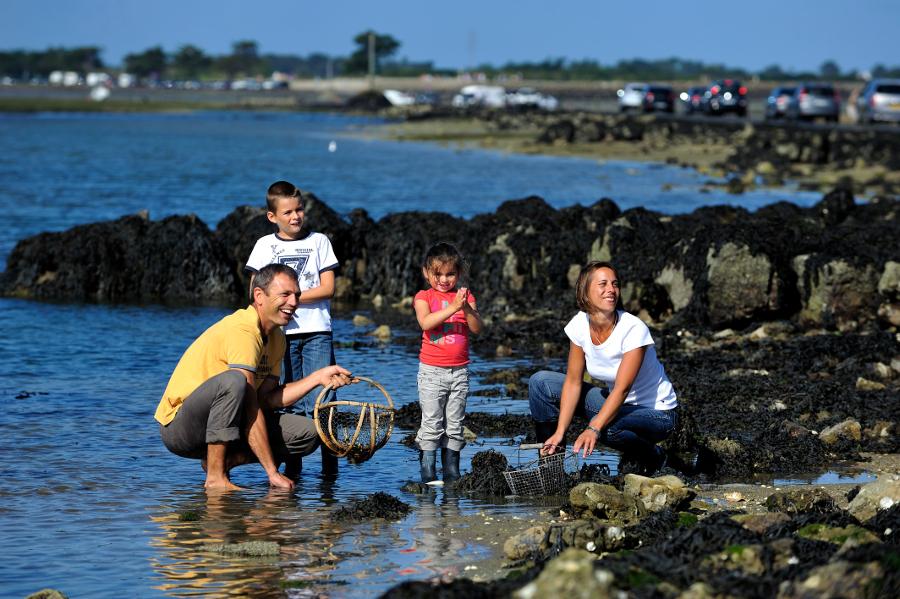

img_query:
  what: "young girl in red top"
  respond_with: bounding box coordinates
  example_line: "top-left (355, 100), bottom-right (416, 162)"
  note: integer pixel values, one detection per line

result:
top-left (414, 242), bottom-right (484, 483)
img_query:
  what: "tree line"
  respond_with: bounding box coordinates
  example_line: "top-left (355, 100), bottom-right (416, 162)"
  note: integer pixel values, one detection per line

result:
top-left (2, 31), bottom-right (899, 82)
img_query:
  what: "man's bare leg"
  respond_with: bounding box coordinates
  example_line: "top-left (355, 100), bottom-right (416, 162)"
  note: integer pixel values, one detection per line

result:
top-left (243, 388), bottom-right (295, 490)
top-left (205, 442), bottom-right (243, 491)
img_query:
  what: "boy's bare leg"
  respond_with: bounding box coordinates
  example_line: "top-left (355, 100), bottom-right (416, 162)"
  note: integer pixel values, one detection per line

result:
top-left (243, 389), bottom-right (295, 490)
top-left (204, 442), bottom-right (243, 491)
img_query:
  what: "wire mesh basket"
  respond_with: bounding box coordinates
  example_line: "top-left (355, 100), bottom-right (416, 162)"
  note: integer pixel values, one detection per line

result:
top-left (313, 376), bottom-right (394, 463)
top-left (503, 443), bottom-right (578, 496)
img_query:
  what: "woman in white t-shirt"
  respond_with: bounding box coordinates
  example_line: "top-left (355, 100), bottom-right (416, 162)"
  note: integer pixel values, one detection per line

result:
top-left (529, 261), bottom-right (678, 474)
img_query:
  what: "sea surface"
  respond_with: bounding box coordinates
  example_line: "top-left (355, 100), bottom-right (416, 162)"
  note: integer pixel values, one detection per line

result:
top-left (0, 111), bottom-right (827, 598)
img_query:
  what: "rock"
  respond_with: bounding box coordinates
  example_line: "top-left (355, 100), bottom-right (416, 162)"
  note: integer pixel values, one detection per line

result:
top-left (2, 213), bottom-right (240, 302)
top-left (856, 377), bottom-right (886, 391)
top-left (703, 543), bottom-right (766, 576)
top-left (705, 242), bottom-right (782, 326)
top-left (731, 512), bottom-right (791, 534)
top-left (777, 560), bottom-right (884, 599)
top-left (202, 541), bottom-right (280, 556)
top-left (352, 314), bottom-right (374, 326)
top-left (26, 591), bottom-right (68, 599)
top-left (878, 261), bottom-right (900, 298)
top-left (514, 548), bottom-right (615, 599)
top-left (795, 523), bottom-right (880, 546)
top-left (569, 483), bottom-right (647, 524)
top-left (504, 524), bottom-right (549, 561)
top-left (793, 256), bottom-right (880, 331)
top-left (622, 474), bottom-right (696, 512)
top-left (818, 419), bottom-right (862, 445)
top-left (847, 476), bottom-right (900, 522)
top-left (369, 324), bottom-right (391, 340)
top-left (765, 488), bottom-right (836, 515)
top-left (495, 344), bottom-right (513, 357)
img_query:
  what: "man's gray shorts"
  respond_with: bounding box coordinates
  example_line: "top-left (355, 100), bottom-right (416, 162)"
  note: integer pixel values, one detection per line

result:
top-left (159, 370), bottom-right (320, 461)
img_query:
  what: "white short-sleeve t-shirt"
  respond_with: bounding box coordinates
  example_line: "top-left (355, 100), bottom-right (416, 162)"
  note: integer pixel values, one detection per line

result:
top-left (564, 310), bottom-right (677, 410)
top-left (246, 231), bottom-right (339, 334)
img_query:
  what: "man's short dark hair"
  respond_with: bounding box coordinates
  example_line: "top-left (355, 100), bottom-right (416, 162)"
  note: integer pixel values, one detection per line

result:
top-left (253, 263), bottom-right (298, 295)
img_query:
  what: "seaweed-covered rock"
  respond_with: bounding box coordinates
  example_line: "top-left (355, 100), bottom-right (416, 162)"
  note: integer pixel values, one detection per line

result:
top-left (515, 548), bottom-right (615, 598)
top-left (1, 213), bottom-right (239, 303)
top-left (330, 492), bottom-right (410, 522)
top-left (453, 450), bottom-right (511, 496)
top-left (764, 488), bottom-right (837, 515)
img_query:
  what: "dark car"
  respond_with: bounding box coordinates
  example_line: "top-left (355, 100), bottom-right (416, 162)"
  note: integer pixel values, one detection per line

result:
top-left (679, 85), bottom-right (708, 114)
top-left (785, 83), bottom-right (840, 122)
top-left (703, 79), bottom-right (748, 117)
top-left (641, 85), bottom-right (675, 113)
top-left (764, 86), bottom-right (795, 120)
top-left (856, 79), bottom-right (900, 123)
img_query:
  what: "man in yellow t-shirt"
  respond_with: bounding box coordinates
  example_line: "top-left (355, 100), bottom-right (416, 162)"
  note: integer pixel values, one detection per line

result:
top-left (156, 263), bottom-right (353, 491)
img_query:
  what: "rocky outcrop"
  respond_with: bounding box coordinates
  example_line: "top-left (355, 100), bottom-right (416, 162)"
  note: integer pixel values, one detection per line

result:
top-left (2, 190), bottom-right (897, 335)
top-left (1, 212), bottom-right (239, 303)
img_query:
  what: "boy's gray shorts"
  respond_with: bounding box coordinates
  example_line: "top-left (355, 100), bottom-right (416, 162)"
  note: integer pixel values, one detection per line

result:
top-left (159, 370), bottom-right (320, 461)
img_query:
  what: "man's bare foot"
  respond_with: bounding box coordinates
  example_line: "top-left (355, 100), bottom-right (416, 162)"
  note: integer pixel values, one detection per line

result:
top-left (268, 471), bottom-right (295, 490)
top-left (205, 476), bottom-right (244, 492)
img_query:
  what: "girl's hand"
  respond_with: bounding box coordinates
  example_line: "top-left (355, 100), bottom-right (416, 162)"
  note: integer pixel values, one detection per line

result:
top-left (450, 287), bottom-right (468, 311)
top-left (573, 428), bottom-right (599, 458)
top-left (541, 432), bottom-right (565, 455)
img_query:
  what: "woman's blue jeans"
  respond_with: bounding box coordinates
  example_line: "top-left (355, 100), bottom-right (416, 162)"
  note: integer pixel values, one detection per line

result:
top-left (283, 331), bottom-right (336, 414)
top-left (528, 370), bottom-right (677, 461)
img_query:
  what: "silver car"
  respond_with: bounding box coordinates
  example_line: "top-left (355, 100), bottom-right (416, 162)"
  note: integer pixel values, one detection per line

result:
top-left (617, 82), bottom-right (648, 112)
top-left (856, 79), bottom-right (900, 123)
top-left (785, 83), bottom-right (840, 122)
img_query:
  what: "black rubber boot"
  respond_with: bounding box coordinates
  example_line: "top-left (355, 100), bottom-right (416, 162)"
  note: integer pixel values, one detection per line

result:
top-left (420, 449), bottom-right (437, 483)
top-left (441, 448), bottom-right (461, 483)
top-left (321, 445), bottom-right (339, 477)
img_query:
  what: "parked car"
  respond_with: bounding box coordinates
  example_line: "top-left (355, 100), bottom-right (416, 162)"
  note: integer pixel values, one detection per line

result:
top-left (506, 87), bottom-right (559, 111)
top-left (452, 84), bottom-right (507, 108)
top-left (764, 86), bottom-right (795, 120)
top-left (785, 83), bottom-right (840, 122)
top-left (383, 89), bottom-right (416, 107)
top-left (856, 79), bottom-right (900, 124)
top-left (679, 86), bottom-right (708, 114)
top-left (703, 79), bottom-right (748, 117)
top-left (617, 82), bottom-right (648, 112)
top-left (641, 85), bottom-right (675, 113)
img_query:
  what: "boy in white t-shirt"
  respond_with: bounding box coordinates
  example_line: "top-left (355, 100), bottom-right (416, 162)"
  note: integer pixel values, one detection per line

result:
top-left (245, 181), bottom-right (340, 475)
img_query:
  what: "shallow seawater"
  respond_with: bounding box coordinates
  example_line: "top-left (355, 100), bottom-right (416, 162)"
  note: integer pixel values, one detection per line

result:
top-left (0, 297), bottom-right (591, 598)
top-left (0, 110), bottom-right (824, 268)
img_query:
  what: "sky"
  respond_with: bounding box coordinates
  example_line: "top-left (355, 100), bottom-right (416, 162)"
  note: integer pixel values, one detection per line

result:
top-left (2, 0), bottom-right (897, 73)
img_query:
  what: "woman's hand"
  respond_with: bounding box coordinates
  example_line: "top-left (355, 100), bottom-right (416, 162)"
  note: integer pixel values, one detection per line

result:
top-left (541, 431), bottom-right (565, 455)
top-left (573, 428), bottom-right (599, 458)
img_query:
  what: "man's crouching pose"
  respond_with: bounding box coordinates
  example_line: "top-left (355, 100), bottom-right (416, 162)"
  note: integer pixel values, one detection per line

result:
top-left (155, 263), bottom-right (352, 491)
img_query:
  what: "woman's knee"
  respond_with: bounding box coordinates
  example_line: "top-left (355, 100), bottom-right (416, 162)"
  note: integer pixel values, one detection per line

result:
top-left (528, 370), bottom-right (562, 419)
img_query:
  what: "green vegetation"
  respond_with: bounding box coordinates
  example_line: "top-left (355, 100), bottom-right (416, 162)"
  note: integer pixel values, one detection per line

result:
top-left (624, 567), bottom-right (661, 588)
top-left (4, 33), bottom-right (899, 83)
top-left (677, 512), bottom-right (699, 527)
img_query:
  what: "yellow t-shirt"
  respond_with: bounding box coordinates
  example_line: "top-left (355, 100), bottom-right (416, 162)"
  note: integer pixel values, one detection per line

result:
top-left (155, 306), bottom-right (285, 426)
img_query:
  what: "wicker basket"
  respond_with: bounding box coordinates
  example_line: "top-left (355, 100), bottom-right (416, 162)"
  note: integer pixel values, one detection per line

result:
top-left (313, 376), bottom-right (394, 462)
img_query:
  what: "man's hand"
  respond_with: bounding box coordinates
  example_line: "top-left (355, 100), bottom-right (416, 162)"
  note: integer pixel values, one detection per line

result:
top-left (315, 365), bottom-right (354, 390)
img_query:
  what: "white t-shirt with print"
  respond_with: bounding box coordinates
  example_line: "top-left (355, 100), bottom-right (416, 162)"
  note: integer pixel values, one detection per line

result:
top-left (564, 310), bottom-right (677, 410)
top-left (246, 231), bottom-right (339, 334)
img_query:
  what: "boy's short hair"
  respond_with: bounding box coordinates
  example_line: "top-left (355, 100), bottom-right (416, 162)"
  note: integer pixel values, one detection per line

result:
top-left (575, 261), bottom-right (620, 314)
top-left (253, 263), bottom-right (298, 298)
top-left (266, 181), bottom-right (302, 213)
